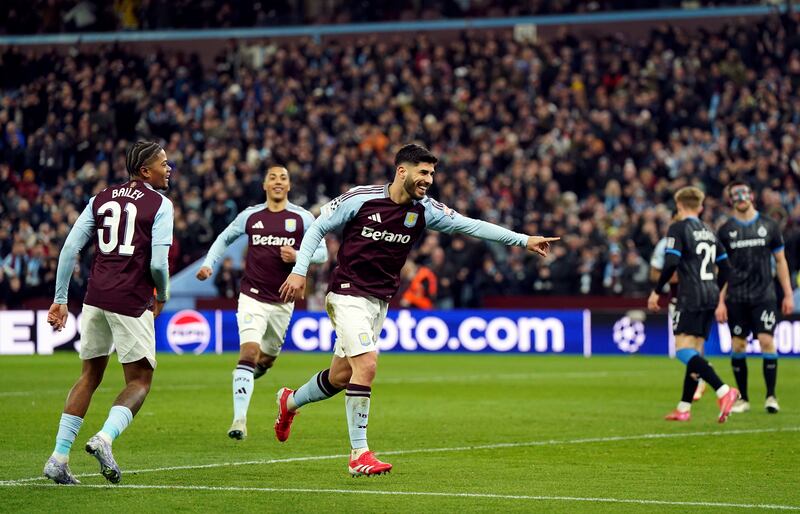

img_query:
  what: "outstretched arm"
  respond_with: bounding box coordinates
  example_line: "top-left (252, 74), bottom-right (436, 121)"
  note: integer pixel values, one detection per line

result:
top-left (197, 209), bottom-right (248, 280)
top-left (423, 199), bottom-right (558, 256)
top-left (297, 209), bottom-right (329, 265)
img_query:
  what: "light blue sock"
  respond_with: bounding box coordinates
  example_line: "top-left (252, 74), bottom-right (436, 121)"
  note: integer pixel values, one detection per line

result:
top-left (99, 406), bottom-right (134, 442)
top-left (293, 369), bottom-right (343, 409)
top-left (345, 384), bottom-right (371, 450)
top-left (232, 363), bottom-right (254, 421)
top-left (53, 413), bottom-right (83, 459)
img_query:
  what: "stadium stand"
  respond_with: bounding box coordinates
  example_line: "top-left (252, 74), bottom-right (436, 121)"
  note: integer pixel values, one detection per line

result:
top-left (0, 0), bottom-right (757, 33)
top-left (2, 11), bottom-right (800, 309)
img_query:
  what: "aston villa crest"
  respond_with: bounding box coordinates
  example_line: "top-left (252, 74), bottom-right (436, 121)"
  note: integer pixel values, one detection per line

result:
top-left (404, 212), bottom-right (418, 228)
top-left (285, 219), bottom-right (297, 232)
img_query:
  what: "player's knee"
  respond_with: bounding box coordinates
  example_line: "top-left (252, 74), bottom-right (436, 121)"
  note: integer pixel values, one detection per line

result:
top-left (257, 353), bottom-right (276, 369)
top-left (352, 361), bottom-right (377, 384)
top-left (239, 343), bottom-right (260, 363)
top-left (758, 335), bottom-right (776, 354)
top-left (131, 377), bottom-right (152, 396)
top-left (732, 337), bottom-right (748, 353)
top-left (329, 368), bottom-right (351, 389)
top-left (79, 371), bottom-right (104, 391)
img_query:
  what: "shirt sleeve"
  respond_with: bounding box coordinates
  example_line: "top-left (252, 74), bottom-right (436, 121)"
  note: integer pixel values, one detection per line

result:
top-left (152, 196), bottom-right (174, 246)
top-left (299, 209), bottom-right (328, 265)
top-left (54, 198), bottom-right (96, 304)
top-left (150, 244), bottom-right (170, 302)
top-left (422, 198), bottom-right (528, 247)
top-left (200, 208), bottom-right (249, 269)
top-left (717, 225), bottom-right (731, 254)
top-left (292, 193), bottom-right (364, 277)
top-left (650, 238), bottom-right (667, 270)
top-left (715, 238), bottom-right (728, 263)
top-left (664, 222), bottom-right (683, 257)
top-left (770, 221), bottom-right (785, 253)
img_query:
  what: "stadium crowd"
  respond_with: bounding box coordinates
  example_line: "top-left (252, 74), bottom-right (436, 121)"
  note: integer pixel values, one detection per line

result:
top-left (3, 13), bottom-right (800, 309)
top-left (1, 0), bottom-right (759, 33)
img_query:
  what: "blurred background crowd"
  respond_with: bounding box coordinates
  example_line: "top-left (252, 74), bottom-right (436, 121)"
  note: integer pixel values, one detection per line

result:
top-left (1, 0), bottom-right (756, 33)
top-left (3, 8), bottom-right (800, 309)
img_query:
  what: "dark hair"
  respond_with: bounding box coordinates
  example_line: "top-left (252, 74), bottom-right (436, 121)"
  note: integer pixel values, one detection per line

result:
top-left (126, 141), bottom-right (163, 178)
top-left (727, 179), bottom-right (751, 193)
top-left (394, 143), bottom-right (438, 167)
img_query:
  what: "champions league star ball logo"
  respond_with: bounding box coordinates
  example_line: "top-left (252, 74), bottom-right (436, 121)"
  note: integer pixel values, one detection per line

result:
top-left (613, 316), bottom-right (646, 353)
top-left (166, 310), bottom-right (211, 354)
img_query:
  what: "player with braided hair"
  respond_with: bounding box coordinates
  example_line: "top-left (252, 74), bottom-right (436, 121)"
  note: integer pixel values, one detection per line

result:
top-left (43, 141), bottom-right (174, 485)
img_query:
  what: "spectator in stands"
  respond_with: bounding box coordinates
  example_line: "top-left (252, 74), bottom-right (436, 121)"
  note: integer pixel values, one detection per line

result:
top-left (2, 13), bottom-right (800, 307)
top-left (400, 259), bottom-right (438, 310)
top-left (214, 256), bottom-right (241, 299)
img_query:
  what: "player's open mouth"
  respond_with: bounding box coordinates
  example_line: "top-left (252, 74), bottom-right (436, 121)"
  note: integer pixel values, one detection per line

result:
top-left (416, 185), bottom-right (428, 194)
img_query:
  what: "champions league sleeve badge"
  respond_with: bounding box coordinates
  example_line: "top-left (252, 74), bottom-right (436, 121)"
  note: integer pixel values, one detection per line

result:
top-left (285, 219), bottom-right (297, 232)
top-left (403, 212), bottom-right (418, 228)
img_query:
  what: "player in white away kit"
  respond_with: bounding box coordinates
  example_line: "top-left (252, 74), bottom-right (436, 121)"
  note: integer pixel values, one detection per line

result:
top-left (197, 166), bottom-right (327, 439)
top-left (277, 144), bottom-right (558, 476)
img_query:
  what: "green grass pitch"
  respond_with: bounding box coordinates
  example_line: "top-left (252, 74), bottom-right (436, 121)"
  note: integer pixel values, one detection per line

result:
top-left (1, 352), bottom-right (798, 513)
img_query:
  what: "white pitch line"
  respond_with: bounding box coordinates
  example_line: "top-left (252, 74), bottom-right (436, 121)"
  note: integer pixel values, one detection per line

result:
top-left (12, 483), bottom-right (800, 511)
top-left (2, 426), bottom-right (797, 486)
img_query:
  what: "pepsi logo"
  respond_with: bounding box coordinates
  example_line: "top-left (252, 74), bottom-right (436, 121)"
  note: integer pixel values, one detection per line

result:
top-left (166, 310), bottom-right (211, 354)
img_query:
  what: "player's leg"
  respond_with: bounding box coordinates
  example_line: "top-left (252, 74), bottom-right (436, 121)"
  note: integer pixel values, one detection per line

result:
top-left (44, 356), bottom-right (109, 484)
top-left (253, 350), bottom-right (275, 379)
top-left (339, 295), bottom-right (390, 476)
top-left (229, 342), bottom-right (259, 439)
top-left (44, 305), bottom-right (113, 484)
top-left (728, 302), bottom-right (750, 411)
top-left (665, 308), bottom-right (694, 421)
top-left (85, 308), bottom-right (156, 484)
top-left (345, 350), bottom-right (377, 450)
top-left (730, 336), bottom-right (750, 412)
top-left (254, 300), bottom-right (292, 381)
top-left (672, 310), bottom-right (739, 423)
top-left (758, 333), bottom-right (779, 413)
top-left (85, 357), bottom-right (153, 484)
top-left (274, 295), bottom-right (353, 442)
top-left (286, 354), bottom-right (350, 411)
top-left (690, 336), bottom-right (706, 400)
top-left (229, 294), bottom-right (270, 438)
top-left (754, 301), bottom-right (779, 413)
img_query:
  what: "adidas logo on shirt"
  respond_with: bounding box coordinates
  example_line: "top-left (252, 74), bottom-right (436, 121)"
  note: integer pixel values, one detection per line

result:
top-left (252, 221), bottom-right (264, 229)
top-left (368, 213), bottom-right (382, 223)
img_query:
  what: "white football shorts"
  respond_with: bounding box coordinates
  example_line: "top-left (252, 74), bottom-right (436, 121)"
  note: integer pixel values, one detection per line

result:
top-left (79, 304), bottom-right (156, 368)
top-left (325, 291), bottom-right (388, 358)
top-left (236, 293), bottom-right (293, 356)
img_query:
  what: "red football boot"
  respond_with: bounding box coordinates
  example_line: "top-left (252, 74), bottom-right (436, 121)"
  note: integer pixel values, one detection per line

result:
top-left (348, 451), bottom-right (392, 477)
top-left (274, 387), bottom-right (297, 442)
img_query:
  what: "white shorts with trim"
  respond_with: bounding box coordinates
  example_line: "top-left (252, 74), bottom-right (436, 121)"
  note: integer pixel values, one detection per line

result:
top-left (79, 304), bottom-right (156, 368)
top-left (325, 292), bottom-right (388, 358)
top-left (236, 293), bottom-right (293, 356)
